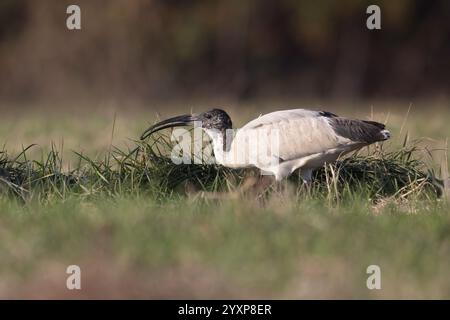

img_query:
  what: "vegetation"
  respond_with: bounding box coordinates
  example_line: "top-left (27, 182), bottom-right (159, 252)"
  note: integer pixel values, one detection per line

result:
top-left (0, 132), bottom-right (442, 203)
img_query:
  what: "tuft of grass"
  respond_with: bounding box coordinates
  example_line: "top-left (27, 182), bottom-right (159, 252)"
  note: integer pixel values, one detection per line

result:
top-left (310, 145), bottom-right (439, 202)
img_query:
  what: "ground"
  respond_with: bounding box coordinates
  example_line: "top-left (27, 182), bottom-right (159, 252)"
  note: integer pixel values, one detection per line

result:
top-left (0, 100), bottom-right (449, 299)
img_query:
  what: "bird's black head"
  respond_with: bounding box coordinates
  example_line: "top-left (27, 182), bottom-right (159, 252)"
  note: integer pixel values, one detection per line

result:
top-left (198, 109), bottom-right (232, 131)
top-left (140, 108), bottom-right (232, 140)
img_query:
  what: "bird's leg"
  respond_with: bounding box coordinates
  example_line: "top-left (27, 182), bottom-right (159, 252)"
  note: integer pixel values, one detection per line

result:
top-left (302, 179), bottom-right (313, 197)
top-left (299, 169), bottom-right (313, 196)
top-left (273, 175), bottom-right (292, 198)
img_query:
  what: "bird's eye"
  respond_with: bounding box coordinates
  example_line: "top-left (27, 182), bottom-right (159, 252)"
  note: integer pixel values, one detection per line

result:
top-left (204, 114), bottom-right (212, 119)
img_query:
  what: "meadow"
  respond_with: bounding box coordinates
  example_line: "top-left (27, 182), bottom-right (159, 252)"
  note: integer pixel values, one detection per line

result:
top-left (0, 101), bottom-right (449, 298)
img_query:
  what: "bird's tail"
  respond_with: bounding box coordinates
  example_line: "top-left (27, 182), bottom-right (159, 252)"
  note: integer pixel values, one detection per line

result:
top-left (362, 120), bottom-right (391, 141)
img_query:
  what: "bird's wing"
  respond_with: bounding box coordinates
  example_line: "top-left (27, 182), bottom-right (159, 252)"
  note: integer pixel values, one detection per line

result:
top-left (233, 109), bottom-right (387, 167)
top-left (241, 109), bottom-right (330, 130)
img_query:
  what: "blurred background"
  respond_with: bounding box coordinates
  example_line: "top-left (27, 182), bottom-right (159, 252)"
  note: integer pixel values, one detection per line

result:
top-left (0, 0), bottom-right (449, 106)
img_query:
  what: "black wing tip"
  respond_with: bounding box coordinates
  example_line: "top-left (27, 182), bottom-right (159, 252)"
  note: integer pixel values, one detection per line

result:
top-left (329, 118), bottom-right (390, 143)
top-left (362, 120), bottom-right (385, 130)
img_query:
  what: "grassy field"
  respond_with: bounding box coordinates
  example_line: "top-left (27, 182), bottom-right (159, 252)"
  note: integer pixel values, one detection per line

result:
top-left (0, 101), bottom-right (449, 299)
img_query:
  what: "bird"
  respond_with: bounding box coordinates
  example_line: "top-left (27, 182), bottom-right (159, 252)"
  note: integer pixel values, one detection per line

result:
top-left (140, 108), bottom-right (390, 182)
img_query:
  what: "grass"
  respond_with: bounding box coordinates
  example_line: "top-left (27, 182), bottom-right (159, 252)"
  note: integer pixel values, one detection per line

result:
top-left (0, 105), bottom-right (449, 298)
top-left (2, 196), bottom-right (449, 299)
top-left (0, 133), bottom-right (441, 202)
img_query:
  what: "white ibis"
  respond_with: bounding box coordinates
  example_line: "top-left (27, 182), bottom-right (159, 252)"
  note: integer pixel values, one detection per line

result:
top-left (141, 108), bottom-right (390, 182)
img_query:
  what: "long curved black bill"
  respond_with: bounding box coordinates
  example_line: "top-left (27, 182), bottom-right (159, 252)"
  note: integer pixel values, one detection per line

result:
top-left (140, 114), bottom-right (197, 140)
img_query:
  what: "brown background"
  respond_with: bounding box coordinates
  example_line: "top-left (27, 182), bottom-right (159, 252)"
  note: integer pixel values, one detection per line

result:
top-left (0, 0), bottom-right (449, 107)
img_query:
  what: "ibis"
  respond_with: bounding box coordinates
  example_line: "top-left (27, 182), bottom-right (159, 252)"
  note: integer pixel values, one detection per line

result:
top-left (141, 108), bottom-right (390, 182)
